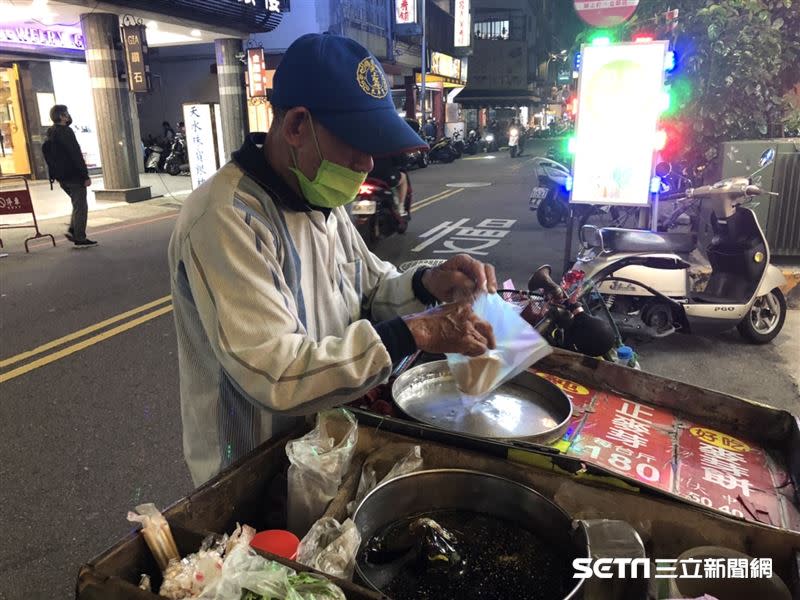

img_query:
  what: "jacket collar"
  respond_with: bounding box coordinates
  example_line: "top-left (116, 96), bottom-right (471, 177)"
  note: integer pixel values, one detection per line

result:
top-left (232, 133), bottom-right (319, 214)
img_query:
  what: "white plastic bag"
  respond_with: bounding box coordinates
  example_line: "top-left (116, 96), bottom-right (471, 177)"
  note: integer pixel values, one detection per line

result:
top-left (296, 517), bottom-right (361, 580)
top-left (447, 292), bottom-right (552, 397)
top-left (286, 409), bottom-right (358, 536)
top-left (347, 444), bottom-right (423, 515)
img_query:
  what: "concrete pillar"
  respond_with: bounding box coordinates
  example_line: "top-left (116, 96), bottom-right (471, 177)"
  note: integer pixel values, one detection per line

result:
top-left (81, 12), bottom-right (150, 202)
top-left (215, 38), bottom-right (247, 162)
top-left (129, 92), bottom-right (145, 173)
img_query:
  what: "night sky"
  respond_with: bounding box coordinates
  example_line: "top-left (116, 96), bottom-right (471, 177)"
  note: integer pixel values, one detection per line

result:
top-left (552, 2), bottom-right (588, 50)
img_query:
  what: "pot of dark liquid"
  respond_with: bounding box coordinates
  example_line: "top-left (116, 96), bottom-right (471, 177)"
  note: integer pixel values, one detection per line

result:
top-left (353, 469), bottom-right (591, 600)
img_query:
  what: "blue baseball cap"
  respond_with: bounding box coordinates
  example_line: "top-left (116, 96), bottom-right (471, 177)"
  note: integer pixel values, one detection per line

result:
top-left (271, 33), bottom-right (428, 157)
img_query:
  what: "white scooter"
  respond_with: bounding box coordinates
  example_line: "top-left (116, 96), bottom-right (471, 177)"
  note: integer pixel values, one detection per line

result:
top-left (573, 149), bottom-right (787, 344)
top-left (509, 127), bottom-right (521, 158)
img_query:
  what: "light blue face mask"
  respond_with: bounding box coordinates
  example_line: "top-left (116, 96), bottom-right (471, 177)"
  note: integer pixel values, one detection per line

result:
top-left (289, 117), bottom-right (367, 209)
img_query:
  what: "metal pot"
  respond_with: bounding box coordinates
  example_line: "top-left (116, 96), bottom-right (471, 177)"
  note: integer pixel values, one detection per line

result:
top-left (353, 470), bottom-right (580, 598)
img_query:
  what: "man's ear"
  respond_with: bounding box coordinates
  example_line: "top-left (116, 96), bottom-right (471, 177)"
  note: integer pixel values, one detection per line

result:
top-left (281, 107), bottom-right (310, 148)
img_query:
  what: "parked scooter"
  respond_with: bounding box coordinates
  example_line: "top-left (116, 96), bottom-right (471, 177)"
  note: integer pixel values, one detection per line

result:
top-left (164, 133), bottom-right (189, 176)
top-left (144, 136), bottom-right (166, 173)
top-left (426, 136), bottom-right (458, 163)
top-left (463, 129), bottom-right (481, 155)
top-left (451, 130), bottom-right (465, 158)
top-left (482, 132), bottom-right (498, 152)
top-left (574, 148), bottom-right (787, 344)
top-left (351, 176), bottom-right (411, 248)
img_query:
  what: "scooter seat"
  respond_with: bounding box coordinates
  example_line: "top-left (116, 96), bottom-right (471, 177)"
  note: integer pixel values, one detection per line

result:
top-left (600, 228), bottom-right (697, 254)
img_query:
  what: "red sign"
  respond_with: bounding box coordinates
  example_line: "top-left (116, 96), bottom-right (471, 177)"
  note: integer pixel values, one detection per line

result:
top-left (247, 48), bottom-right (267, 98)
top-left (574, 0), bottom-right (639, 28)
top-left (0, 187), bottom-right (34, 216)
top-left (567, 393), bottom-right (676, 492)
top-left (676, 424), bottom-right (783, 526)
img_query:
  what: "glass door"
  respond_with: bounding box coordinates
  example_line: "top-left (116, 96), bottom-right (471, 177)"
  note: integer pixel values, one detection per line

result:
top-left (0, 65), bottom-right (32, 176)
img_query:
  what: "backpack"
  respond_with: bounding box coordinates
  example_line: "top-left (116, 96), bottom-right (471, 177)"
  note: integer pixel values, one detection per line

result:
top-left (42, 138), bottom-right (65, 189)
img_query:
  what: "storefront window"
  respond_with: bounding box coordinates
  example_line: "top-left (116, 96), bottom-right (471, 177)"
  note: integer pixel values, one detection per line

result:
top-left (50, 60), bottom-right (102, 169)
top-left (0, 66), bottom-right (31, 176)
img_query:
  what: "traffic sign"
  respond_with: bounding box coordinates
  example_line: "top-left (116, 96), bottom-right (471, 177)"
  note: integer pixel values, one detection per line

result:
top-left (574, 0), bottom-right (639, 28)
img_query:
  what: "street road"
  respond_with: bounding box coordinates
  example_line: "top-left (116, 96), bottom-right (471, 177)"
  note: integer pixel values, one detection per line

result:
top-left (0, 140), bottom-right (797, 598)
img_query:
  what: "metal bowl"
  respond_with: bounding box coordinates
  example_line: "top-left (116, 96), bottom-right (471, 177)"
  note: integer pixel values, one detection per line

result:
top-left (353, 469), bottom-right (587, 599)
top-left (391, 360), bottom-right (572, 443)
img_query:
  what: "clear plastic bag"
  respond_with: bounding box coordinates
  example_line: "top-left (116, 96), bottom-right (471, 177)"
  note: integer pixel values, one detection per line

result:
top-left (198, 544), bottom-right (346, 600)
top-left (447, 292), bottom-right (552, 397)
top-left (286, 409), bottom-right (358, 536)
top-left (296, 517), bottom-right (361, 580)
top-left (347, 444), bottom-right (423, 515)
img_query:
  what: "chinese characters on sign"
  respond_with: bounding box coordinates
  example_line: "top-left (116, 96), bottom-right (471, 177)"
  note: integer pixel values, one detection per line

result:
top-left (413, 218), bottom-right (516, 256)
top-left (573, 0), bottom-right (639, 28)
top-left (430, 52), bottom-right (463, 82)
top-left (236, 0), bottom-right (284, 9)
top-left (0, 189), bottom-right (35, 216)
top-left (0, 27), bottom-right (84, 50)
top-left (247, 48), bottom-right (267, 98)
top-left (122, 25), bottom-right (151, 93)
top-left (183, 103), bottom-right (220, 190)
top-left (454, 0), bottom-right (471, 47)
top-left (395, 0), bottom-right (417, 24)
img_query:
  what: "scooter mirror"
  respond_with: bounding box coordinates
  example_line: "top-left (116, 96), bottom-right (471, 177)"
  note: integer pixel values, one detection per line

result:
top-left (655, 162), bottom-right (672, 177)
top-left (759, 148), bottom-right (776, 167)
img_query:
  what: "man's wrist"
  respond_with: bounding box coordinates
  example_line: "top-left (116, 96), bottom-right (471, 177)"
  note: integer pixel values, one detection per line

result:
top-left (374, 317), bottom-right (418, 363)
top-left (412, 267), bottom-right (438, 306)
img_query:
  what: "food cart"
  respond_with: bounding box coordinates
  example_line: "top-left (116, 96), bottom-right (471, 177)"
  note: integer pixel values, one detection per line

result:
top-left (77, 349), bottom-right (800, 599)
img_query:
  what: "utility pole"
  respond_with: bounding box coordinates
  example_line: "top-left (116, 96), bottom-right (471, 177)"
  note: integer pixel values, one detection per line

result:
top-left (420, 0), bottom-right (427, 124)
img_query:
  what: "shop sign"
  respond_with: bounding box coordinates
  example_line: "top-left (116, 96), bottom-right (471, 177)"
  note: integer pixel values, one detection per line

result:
top-left (183, 103), bottom-right (220, 190)
top-left (395, 0), bottom-right (417, 24)
top-left (246, 48), bottom-right (267, 97)
top-left (574, 0), bottom-right (639, 28)
top-left (122, 25), bottom-right (151, 93)
top-left (454, 0), bottom-right (471, 47)
top-left (430, 52), bottom-right (462, 82)
top-left (0, 26), bottom-right (84, 50)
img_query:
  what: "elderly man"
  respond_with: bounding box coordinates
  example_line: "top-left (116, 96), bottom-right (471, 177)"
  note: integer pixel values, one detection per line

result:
top-left (169, 34), bottom-right (497, 485)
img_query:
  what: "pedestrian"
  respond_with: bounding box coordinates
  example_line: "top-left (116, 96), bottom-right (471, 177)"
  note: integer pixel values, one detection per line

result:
top-left (44, 105), bottom-right (97, 247)
top-left (423, 118), bottom-right (436, 139)
top-left (162, 121), bottom-right (176, 143)
top-left (168, 33), bottom-right (498, 486)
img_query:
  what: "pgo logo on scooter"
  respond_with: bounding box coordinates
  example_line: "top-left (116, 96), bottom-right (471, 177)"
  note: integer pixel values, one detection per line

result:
top-left (714, 306), bottom-right (736, 312)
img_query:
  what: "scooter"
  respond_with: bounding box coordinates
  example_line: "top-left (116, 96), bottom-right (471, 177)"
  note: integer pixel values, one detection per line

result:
top-left (164, 133), bottom-right (189, 176)
top-left (573, 148), bottom-right (787, 344)
top-left (482, 132), bottom-right (498, 152)
top-left (463, 129), bottom-right (481, 155)
top-left (351, 176), bottom-right (411, 249)
top-left (426, 136), bottom-right (458, 164)
top-left (144, 136), bottom-right (165, 173)
top-left (451, 130), bottom-right (465, 158)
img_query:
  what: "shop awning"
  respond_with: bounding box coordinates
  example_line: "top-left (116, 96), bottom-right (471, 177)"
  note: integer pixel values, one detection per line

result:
top-left (56, 0), bottom-right (285, 34)
top-left (453, 88), bottom-right (541, 107)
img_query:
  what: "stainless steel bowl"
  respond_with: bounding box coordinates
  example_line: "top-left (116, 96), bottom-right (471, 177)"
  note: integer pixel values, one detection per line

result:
top-left (353, 469), bottom-right (587, 599)
top-left (392, 360), bottom-right (572, 443)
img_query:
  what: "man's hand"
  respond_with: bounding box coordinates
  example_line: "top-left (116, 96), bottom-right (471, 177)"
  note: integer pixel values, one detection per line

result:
top-left (403, 303), bottom-right (496, 357)
top-left (84, 179), bottom-right (92, 187)
top-left (421, 254), bottom-right (497, 303)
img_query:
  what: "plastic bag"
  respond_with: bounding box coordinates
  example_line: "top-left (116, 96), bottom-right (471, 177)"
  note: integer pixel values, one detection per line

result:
top-left (447, 293), bottom-right (552, 397)
top-left (286, 409), bottom-right (358, 536)
top-left (347, 444), bottom-right (423, 515)
top-left (198, 544), bottom-right (346, 600)
top-left (296, 517), bottom-right (361, 580)
top-left (127, 503), bottom-right (180, 572)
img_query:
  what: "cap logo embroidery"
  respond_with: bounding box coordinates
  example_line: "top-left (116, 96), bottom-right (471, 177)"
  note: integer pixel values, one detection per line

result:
top-left (356, 57), bottom-right (388, 99)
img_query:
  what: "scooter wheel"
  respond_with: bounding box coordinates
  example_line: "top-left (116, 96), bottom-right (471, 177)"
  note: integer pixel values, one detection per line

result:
top-left (737, 287), bottom-right (786, 344)
top-left (537, 189), bottom-right (567, 228)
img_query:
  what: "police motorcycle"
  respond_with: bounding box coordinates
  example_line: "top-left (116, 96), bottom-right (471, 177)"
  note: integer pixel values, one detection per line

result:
top-left (351, 175), bottom-right (411, 249)
top-left (574, 148), bottom-right (787, 344)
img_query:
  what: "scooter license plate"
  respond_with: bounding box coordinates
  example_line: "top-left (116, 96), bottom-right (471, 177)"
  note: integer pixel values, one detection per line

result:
top-left (352, 200), bottom-right (377, 215)
top-left (529, 187), bottom-right (549, 209)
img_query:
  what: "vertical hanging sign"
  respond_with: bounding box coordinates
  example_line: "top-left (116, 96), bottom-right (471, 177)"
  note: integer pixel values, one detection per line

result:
top-left (246, 47), bottom-right (267, 97)
top-left (183, 103), bottom-right (220, 190)
top-left (122, 24), bottom-right (151, 93)
top-left (395, 0), bottom-right (417, 24)
top-left (454, 0), bottom-right (471, 47)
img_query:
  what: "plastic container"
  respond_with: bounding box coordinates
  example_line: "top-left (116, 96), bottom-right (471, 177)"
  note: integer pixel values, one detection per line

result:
top-left (249, 529), bottom-right (300, 560)
top-left (615, 346), bottom-right (641, 370)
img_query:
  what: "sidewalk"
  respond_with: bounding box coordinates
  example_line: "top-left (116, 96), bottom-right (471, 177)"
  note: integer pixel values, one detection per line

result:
top-left (0, 173), bottom-right (193, 226)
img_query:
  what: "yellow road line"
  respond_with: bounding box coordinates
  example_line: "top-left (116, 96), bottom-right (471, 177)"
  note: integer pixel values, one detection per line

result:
top-left (0, 295), bottom-right (173, 369)
top-left (0, 304), bottom-right (174, 384)
top-left (412, 188), bottom-right (463, 213)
